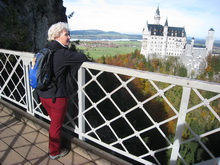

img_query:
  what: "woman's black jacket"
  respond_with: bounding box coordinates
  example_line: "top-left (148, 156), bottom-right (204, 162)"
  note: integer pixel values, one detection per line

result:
top-left (36, 40), bottom-right (88, 99)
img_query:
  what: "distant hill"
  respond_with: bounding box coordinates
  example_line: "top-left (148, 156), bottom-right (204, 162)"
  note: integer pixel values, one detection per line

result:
top-left (70, 30), bottom-right (142, 40)
top-left (70, 30), bottom-right (220, 48)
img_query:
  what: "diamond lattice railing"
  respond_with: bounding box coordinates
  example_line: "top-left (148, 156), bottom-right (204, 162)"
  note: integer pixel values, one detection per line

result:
top-left (0, 51), bottom-right (27, 108)
top-left (1, 49), bottom-right (220, 165)
top-left (74, 62), bottom-right (220, 165)
top-left (78, 68), bottom-right (178, 164)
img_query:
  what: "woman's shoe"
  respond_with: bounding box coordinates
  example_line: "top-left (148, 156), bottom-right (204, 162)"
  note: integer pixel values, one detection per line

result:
top-left (49, 148), bottom-right (69, 160)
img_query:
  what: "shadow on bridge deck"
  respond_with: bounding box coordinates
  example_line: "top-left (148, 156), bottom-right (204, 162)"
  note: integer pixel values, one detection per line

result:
top-left (0, 100), bottom-right (129, 165)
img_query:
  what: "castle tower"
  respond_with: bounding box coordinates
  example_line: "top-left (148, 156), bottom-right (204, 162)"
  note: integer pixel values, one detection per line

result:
top-left (154, 5), bottom-right (160, 24)
top-left (141, 21), bottom-right (149, 59)
top-left (205, 28), bottom-right (215, 54)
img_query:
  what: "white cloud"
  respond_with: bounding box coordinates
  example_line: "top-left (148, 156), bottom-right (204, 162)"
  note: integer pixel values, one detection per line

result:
top-left (63, 0), bottom-right (220, 39)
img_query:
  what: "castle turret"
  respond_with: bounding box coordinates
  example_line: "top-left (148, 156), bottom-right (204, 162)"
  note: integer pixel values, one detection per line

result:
top-left (162, 18), bottom-right (168, 56)
top-left (163, 18), bottom-right (168, 36)
top-left (154, 5), bottom-right (160, 24)
top-left (191, 37), bottom-right (195, 46)
top-left (142, 21), bottom-right (149, 35)
top-left (205, 28), bottom-right (215, 54)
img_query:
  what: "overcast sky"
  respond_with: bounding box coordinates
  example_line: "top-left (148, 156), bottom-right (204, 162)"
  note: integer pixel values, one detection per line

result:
top-left (63, 0), bottom-right (220, 39)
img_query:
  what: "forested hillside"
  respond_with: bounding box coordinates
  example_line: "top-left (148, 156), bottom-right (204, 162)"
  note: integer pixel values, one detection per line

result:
top-left (95, 49), bottom-right (187, 77)
top-left (198, 54), bottom-right (220, 82)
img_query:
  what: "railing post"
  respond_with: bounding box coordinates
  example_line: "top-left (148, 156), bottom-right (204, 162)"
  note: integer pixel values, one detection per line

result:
top-left (24, 65), bottom-right (34, 115)
top-left (20, 55), bottom-right (34, 115)
top-left (170, 86), bottom-right (191, 164)
top-left (78, 66), bottom-right (86, 140)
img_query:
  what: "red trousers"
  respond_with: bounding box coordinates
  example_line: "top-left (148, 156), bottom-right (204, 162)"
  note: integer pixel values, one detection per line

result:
top-left (40, 97), bottom-right (68, 156)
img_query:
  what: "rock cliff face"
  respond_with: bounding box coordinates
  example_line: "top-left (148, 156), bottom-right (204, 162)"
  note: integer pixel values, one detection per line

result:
top-left (0, 0), bottom-right (67, 52)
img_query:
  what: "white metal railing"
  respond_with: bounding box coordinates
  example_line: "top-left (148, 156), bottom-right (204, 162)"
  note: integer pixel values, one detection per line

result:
top-left (1, 48), bottom-right (220, 165)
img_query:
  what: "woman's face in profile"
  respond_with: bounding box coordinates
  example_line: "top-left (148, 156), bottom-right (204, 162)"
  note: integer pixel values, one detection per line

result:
top-left (56, 30), bottom-right (71, 46)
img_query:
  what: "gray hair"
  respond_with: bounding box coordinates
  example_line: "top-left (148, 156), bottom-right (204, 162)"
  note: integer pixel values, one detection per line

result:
top-left (48, 22), bottom-right (70, 41)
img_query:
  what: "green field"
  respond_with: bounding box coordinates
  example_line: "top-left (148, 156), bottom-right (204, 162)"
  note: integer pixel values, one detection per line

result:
top-left (77, 41), bottom-right (142, 59)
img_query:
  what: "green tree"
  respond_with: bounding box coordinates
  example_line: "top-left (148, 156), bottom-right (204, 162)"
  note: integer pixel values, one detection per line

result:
top-left (178, 65), bottom-right (187, 77)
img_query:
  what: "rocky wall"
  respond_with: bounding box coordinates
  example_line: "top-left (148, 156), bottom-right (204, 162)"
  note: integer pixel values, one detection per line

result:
top-left (0, 0), bottom-right (67, 52)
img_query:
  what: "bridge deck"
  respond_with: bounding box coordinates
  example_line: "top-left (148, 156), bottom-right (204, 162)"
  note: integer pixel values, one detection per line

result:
top-left (0, 102), bottom-right (121, 165)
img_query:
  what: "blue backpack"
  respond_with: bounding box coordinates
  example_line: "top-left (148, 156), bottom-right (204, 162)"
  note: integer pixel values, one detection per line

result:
top-left (29, 48), bottom-right (55, 90)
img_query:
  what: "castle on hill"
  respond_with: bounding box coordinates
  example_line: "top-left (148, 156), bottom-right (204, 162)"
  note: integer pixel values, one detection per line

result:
top-left (140, 6), bottom-right (215, 77)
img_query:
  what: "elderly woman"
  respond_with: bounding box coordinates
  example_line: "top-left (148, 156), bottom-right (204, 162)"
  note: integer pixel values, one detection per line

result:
top-left (37, 22), bottom-right (88, 160)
